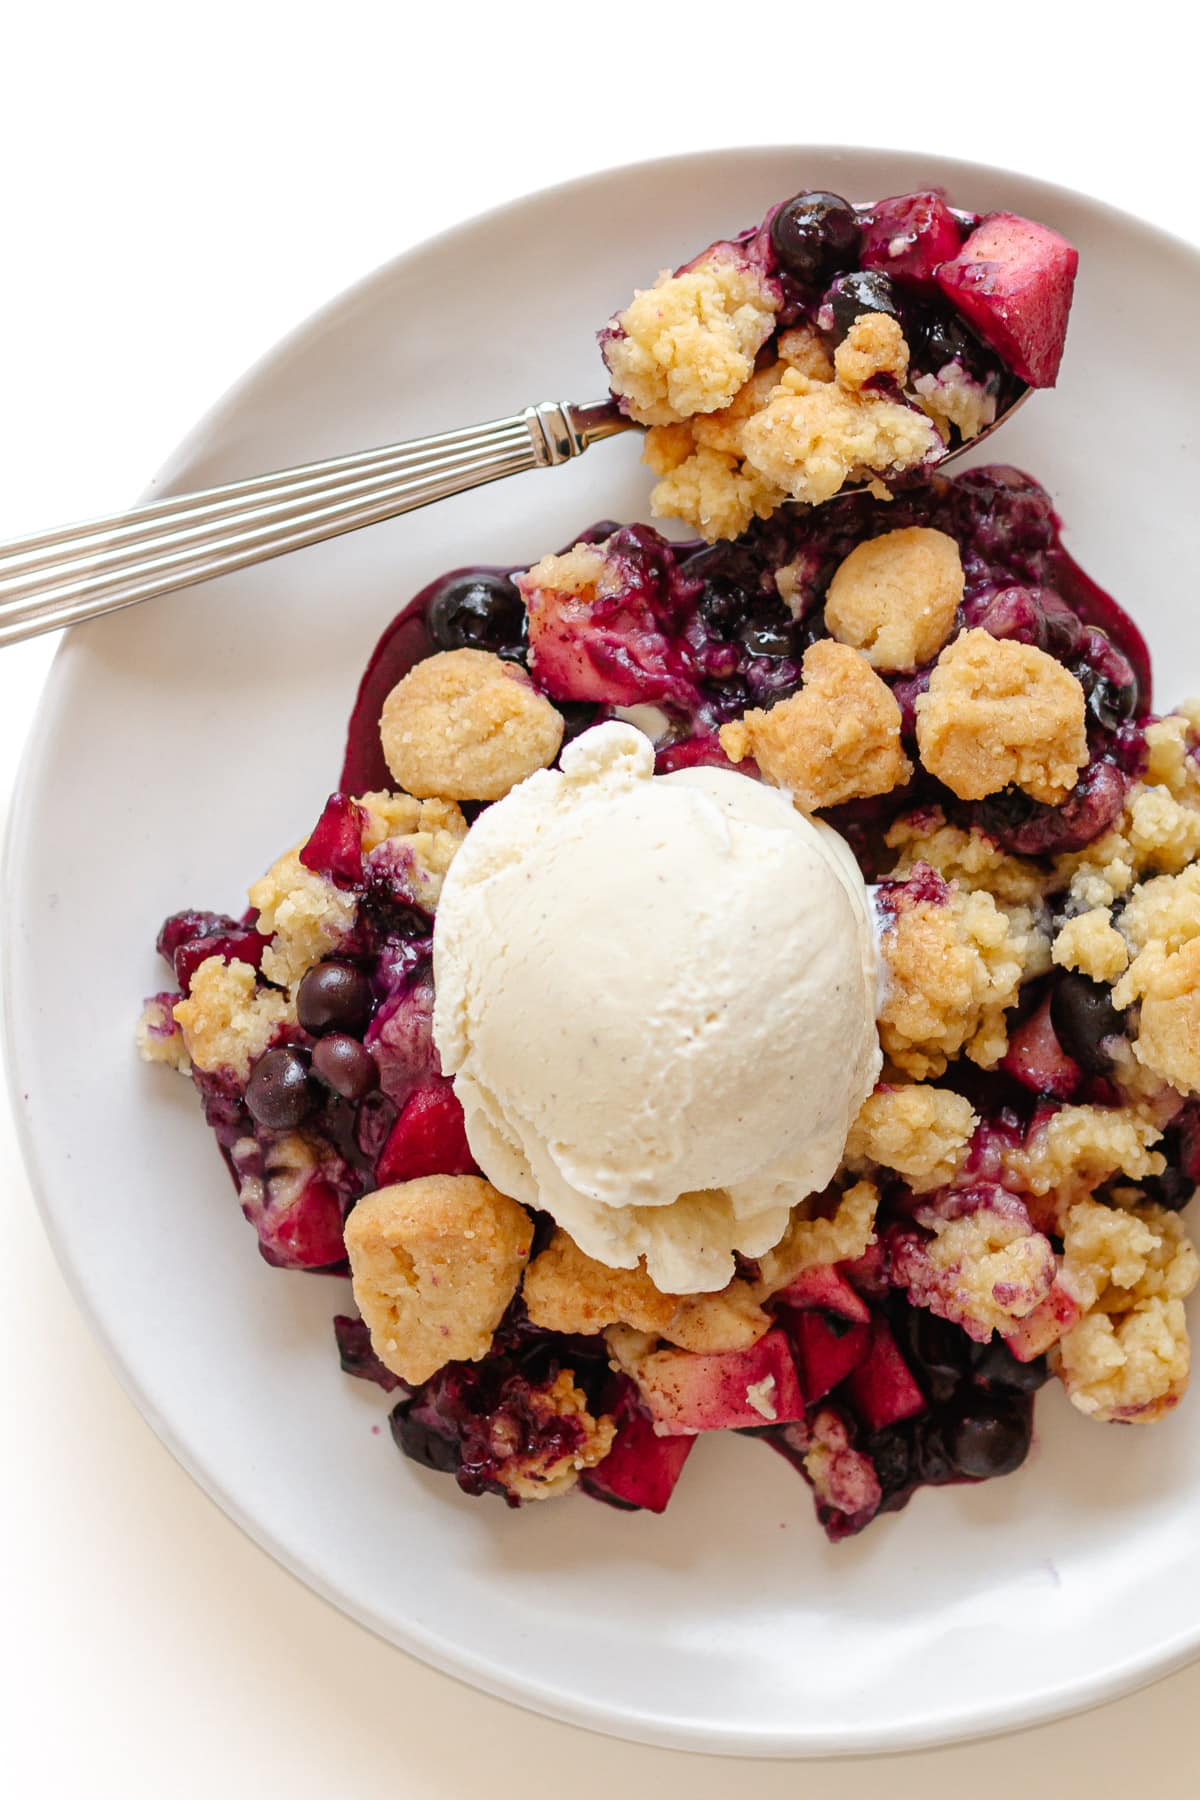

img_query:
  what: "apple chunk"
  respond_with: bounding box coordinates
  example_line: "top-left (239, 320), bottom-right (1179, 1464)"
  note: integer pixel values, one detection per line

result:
top-left (936, 212), bottom-right (1078, 387)
top-left (632, 1329), bottom-right (805, 1436)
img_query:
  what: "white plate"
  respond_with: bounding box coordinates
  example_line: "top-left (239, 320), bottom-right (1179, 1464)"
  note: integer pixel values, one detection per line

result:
top-left (7, 148), bottom-right (1200, 1759)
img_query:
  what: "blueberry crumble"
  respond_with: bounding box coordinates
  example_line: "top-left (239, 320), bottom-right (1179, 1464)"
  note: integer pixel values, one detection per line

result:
top-left (140, 453), bottom-right (1200, 1540)
top-left (599, 187), bottom-right (1077, 538)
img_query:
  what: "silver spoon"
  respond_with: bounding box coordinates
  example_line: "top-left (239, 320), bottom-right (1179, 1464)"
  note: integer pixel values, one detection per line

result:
top-left (0, 385), bottom-right (1027, 648)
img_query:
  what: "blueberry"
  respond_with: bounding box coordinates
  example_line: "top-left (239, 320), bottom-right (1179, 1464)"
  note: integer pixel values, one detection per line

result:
top-left (1077, 666), bottom-right (1139, 732)
top-left (867, 1427), bottom-right (913, 1502)
top-left (905, 1307), bottom-right (972, 1386)
top-left (245, 1046), bottom-right (317, 1129)
top-left (390, 1405), bottom-right (460, 1474)
top-left (914, 1418), bottom-right (956, 1485)
top-left (945, 1394), bottom-right (1032, 1479)
top-left (737, 616), bottom-right (794, 658)
top-left (297, 961), bottom-right (374, 1038)
top-left (312, 1034), bottom-right (379, 1101)
top-left (426, 571), bottom-right (527, 661)
top-left (913, 308), bottom-right (985, 376)
top-left (1050, 972), bottom-right (1127, 1074)
top-left (826, 270), bottom-right (901, 344)
top-left (770, 191), bottom-right (861, 286)
top-left (970, 1336), bottom-right (1051, 1394)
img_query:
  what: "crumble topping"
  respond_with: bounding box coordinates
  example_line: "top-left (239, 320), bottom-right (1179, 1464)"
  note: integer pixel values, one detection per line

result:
top-left (892, 1194), bottom-right (1058, 1339)
top-left (885, 811), bottom-right (1045, 907)
top-left (1005, 1105), bottom-right (1166, 1211)
top-left (803, 1408), bottom-right (882, 1523)
top-left (912, 362), bottom-right (998, 442)
top-left (136, 994), bottom-right (191, 1072)
top-left (344, 1174), bottom-right (534, 1385)
top-left (602, 256), bottom-right (780, 426)
top-left (832, 312), bottom-right (909, 389)
top-left (248, 849), bottom-right (358, 990)
top-left (642, 361), bottom-right (790, 542)
top-left (823, 526), bottom-right (965, 672)
top-left (915, 629), bottom-right (1088, 803)
top-left (662, 1283), bottom-right (773, 1354)
top-left (1116, 937), bottom-right (1200, 1095)
top-left (878, 884), bottom-right (1036, 1077)
top-left (1055, 782), bottom-right (1200, 910)
top-left (1053, 1198), bottom-right (1200, 1422)
top-left (171, 956), bottom-right (293, 1081)
top-left (754, 1181), bottom-right (880, 1292)
top-left (845, 1083), bottom-right (978, 1191)
top-left (492, 1370), bottom-right (616, 1502)
top-left (719, 640), bottom-right (912, 812)
top-left (1052, 908), bottom-right (1130, 982)
top-left (519, 542), bottom-right (616, 604)
top-left (523, 1228), bottom-right (678, 1337)
top-left (740, 357), bottom-right (941, 510)
top-left (379, 648), bottom-right (564, 803)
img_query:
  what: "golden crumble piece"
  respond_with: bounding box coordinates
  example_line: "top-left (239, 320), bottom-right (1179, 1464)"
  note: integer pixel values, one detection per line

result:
top-left (878, 886), bottom-right (1033, 1078)
top-left (172, 956), bottom-right (293, 1082)
top-left (1143, 714), bottom-right (1200, 801)
top-left (519, 541), bottom-right (616, 603)
top-left (357, 790), bottom-right (468, 910)
top-left (603, 256), bottom-right (780, 426)
top-left (719, 640), bottom-right (912, 812)
top-left (1052, 909), bottom-right (1130, 983)
top-left (1120, 864), bottom-right (1200, 956)
top-left (912, 364), bottom-right (998, 442)
top-left (135, 996), bottom-right (191, 1073)
top-left (915, 629), bottom-right (1088, 803)
top-left (1117, 937), bottom-right (1200, 1095)
top-left (777, 324), bottom-right (836, 381)
top-left (1054, 783), bottom-right (1200, 913)
top-left (523, 1229), bottom-right (678, 1337)
top-left (845, 1083), bottom-right (978, 1191)
top-left (662, 1283), bottom-right (772, 1354)
top-left (646, 442), bottom-right (784, 543)
top-left (885, 810), bottom-right (1045, 907)
top-left (832, 312), bottom-right (909, 389)
top-left (248, 848), bottom-right (358, 990)
top-left (379, 648), bottom-right (564, 804)
top-left (1005, 1105), bottom-right (1165, 1212)
top-left (1053, 1198), bottom-right (1200, 1422)
top-left (824, 527), bottom-right (965, 673)
top-left (641, 361), bottom-right (789, 543)
top-left (492, 1369), bottom-right (616, 1502)
top-left (754, 1181), bottom-right (880, 1295)
top-left (345, 1174), bottom-right (534, 1386)
top-left (918, 1206), bottom-right (1058, 1337)
top-left (740, 365), bottom-right (941, 509)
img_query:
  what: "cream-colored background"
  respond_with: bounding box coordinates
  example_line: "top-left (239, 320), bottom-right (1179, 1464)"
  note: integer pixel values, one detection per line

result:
top-left (3, 5), bottom-right (1198, 1790)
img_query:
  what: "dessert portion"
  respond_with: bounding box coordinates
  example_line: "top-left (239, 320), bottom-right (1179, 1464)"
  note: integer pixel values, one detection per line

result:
top-left (140, 462), bottom-right (1200, 1540)
top-left (599, 189), bottom-right (1077, 538)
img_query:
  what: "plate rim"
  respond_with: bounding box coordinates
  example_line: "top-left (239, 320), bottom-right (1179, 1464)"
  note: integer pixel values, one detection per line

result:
top-left (6, 142), bottom-right (1200, 1758)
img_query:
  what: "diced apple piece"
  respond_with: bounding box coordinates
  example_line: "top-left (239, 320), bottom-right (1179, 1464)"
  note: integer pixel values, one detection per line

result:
top-left (1000, 994), bottom-right (1082, 1100)
top-left (633, 1329), bottom-right (805, 1436)
top-left (860, 190), bottom-right (964, 292)
top-left (581, 1407), bottom-right (695, 1512)
top-left (786, 1311), bottom-right (871, 1402)
top-left (773, 1262), bottom-right (871, 1322)
top-left (844, 1318), bottom-right (926, 1431)
top-left (1003, 1281), bottom-right (1080, 1361)
top-left (299, 792), bottom-right (367, 888)
top-left (375, 1079), bottom-right (475, 1184)
top-left (935, 212), bottom-right (1078, 387)
top-left (842, 1239), bottom-right (889, 1299)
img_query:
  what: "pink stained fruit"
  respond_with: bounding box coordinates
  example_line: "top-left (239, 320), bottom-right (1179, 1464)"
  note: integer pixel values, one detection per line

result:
top-left (844, 1317), bottom-right (927, 1431)
top-left (1000, 992), bottom-right (1083, 1099)
top-left (773, 1261), bottom-right (872, 1323)
top-left (581, 1407), bottom-right (696, 1512)
top-left (859, 190), bottom-right (964, 292)
top-left (935, 212), bottom-right (1078, 387)
top-left (633, 1328), bottom-right (805, 1436)
top-left (375, 1079), bottom-right (476, 1185)
top-left (785, 1310), bottom-right (872, 1402)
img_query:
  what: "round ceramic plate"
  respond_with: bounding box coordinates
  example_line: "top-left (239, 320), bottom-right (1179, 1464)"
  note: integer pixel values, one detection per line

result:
top-left (7, 148), bottom-right (1200, 1758)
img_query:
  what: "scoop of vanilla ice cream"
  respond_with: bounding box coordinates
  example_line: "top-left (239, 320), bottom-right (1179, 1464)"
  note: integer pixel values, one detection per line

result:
top-left (432, 723), bottom-right (881, 1294)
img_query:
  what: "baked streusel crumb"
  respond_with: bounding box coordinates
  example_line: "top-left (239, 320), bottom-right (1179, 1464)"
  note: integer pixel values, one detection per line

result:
top-left (719, 640), bottom-right (912, 811)
top-left (915, 628), bottom-right (1088, 803)
top-left (248, 849), bottom-right (358, 990)
top-left (878, 882), bottom-right (1035, 1077)
top-left (823, 526), bottom-right (965, 672)
top-left (603, 256), bottom-right (780, 426)
top-left (845, 1083), bottom-right (978, 1191)
top-left (740, 364), bottom-right (941, 509)
top-left (345, 1175), bottom-right (534, 1385)
top-left (172, 956), bottom-right (293, 1081)
top-left (379, 648), bottom-right (564, 802)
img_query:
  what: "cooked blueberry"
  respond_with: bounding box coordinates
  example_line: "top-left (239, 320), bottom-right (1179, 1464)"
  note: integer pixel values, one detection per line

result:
top-left (867, 1427), bottom-right (913, 1501)
top-left (914, 1418), bottom-right (955, 1485)
top-left (1050, 972), bottom-right (1127, 1073)
top-left (1076, 666), bottom-right (1139, 731)
top-left (426, 571), bottom-right (527, 661)
top-left (1139, 1160), bottom-right (1196, 1213)
top-left (312, 1034), bottom-right (379, 1101)
top-left (297, 961), bottom-right (374, 1037)
top-left (737, 616), bottom-right (794, 658)
top-left (390, 1404), bottom-right (460, 1474)
top-left (912, 307), bottom-right (985, 376)
top-left (970, 1337), bottom-right (1051, 1394)
top-left (945, 1394), bottom-right (1031, 1479)
top-left (827, 270), bottom-right (901, 343)
top-left (770, 191), bottom-right (861, 285)
top-left (245, 1046), bottom-right (317, 1129)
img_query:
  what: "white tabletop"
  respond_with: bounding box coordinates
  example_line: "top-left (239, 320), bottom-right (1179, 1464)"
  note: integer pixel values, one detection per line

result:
top-left (4, 7), bottom-right (1199, 1791)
